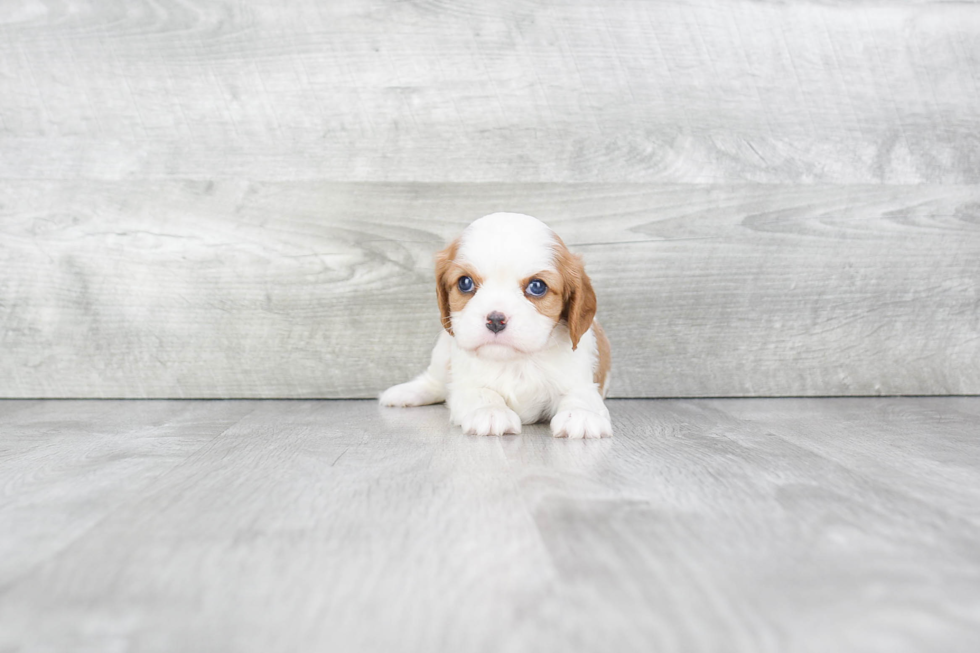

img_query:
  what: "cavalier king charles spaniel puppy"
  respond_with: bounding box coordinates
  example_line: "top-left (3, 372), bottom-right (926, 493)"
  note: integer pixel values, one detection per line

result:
top-left (380, 212), bottom-right (612, 439)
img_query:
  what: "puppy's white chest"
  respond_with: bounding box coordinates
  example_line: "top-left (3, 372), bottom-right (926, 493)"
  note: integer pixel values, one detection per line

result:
top-left (495, 363), bottom-right (563, 422)
top-left (449, 346), bottom-right (577, 424)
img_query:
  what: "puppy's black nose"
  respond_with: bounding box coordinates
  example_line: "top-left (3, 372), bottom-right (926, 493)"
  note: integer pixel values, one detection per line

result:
top-left (486, 311), bottom-right (507, 333)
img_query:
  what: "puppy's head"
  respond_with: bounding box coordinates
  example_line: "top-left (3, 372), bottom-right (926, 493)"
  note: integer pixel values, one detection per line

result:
top-left (435, 213), bottom-right (596, 360)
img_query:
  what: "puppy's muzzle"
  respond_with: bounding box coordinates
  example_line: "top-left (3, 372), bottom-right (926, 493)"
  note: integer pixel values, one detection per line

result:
top-left (486, 311), bottom-right (507, 333)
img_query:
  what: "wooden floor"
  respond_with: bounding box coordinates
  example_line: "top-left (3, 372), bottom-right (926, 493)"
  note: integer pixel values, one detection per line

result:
top-left (1, 398), bottom-right (979, 652)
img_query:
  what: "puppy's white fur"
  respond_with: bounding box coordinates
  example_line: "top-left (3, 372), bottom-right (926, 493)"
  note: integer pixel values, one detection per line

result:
top-left (380, 213), bottom-right (612, 439)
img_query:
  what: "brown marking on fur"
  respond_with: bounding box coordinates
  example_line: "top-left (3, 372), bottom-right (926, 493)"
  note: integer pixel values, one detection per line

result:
top-left (520, 270), bottom-right (565, 322)
top-left (551, 235), bottom-right (597, 350)
top-left (526, 267), bottom-right (607, 390)
top-left (593, 320), bottom-right (611, 396)
top-left (434, 239), bottom-right (458, 333)
top-left (434, 238), bottom-right (482, 335)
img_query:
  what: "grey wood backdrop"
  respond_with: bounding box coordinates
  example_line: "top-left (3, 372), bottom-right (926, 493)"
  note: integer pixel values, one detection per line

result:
top-left (1, 0), bottom-right (978, 398)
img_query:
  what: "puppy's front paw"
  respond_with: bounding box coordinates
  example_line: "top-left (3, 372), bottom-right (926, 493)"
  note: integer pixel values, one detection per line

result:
top-left (459, 407), bottom-right (522, 436)
top-left (379, 380), bottom-right (440, 407)
top-left (551, 409), bottom-right (612, 439)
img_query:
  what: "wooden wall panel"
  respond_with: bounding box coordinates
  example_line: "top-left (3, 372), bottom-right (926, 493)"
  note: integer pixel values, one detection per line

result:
top-left (2, 182), bottom-right (977, 397)
top-left (0, 1), bottom-right (978, 183)
top-left (1, 0), bottom-right (978, 396)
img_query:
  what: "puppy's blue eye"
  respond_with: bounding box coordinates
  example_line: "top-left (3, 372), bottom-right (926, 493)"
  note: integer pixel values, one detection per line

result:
top-left (526, 279), bottom-right (547, 297)
top-left (457, 276), bottom-right (474, 293)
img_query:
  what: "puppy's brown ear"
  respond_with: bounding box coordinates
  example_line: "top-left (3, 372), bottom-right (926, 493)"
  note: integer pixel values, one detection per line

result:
top-left (434, 238), bottom-right (459, 335)
top-left (556, 240), bottom-right (597, 350)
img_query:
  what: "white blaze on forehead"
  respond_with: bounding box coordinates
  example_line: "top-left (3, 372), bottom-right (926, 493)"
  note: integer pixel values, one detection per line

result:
top-left (456, 213), bottom-right (557, 277)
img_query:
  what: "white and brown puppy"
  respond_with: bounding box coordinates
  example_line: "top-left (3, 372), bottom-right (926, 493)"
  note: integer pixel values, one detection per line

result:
top-left (380, 213), bottom-right (611, 439)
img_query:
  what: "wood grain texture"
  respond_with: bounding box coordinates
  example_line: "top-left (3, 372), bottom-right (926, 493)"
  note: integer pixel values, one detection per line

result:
top-left (0, 400), bottom-right (255, 590)
top-left (0, 0), bottom-right (979, 183)
top-left (1, 398), bottom-right (979, 652)
top-left (705, 397), bottom-right (980, 524)
top-left (2, 182), bottom-right (978, 397)
top-left (2, 0), bottom-right (980, 397)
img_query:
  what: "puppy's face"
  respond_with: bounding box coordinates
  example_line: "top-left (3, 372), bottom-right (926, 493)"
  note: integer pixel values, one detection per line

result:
top-left (435, 213), bottom-right (596, 360)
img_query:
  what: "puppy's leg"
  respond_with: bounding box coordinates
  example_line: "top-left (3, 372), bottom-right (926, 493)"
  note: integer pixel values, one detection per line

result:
top-left (449, 388), bottom-right (522, 436)
top-left (550, 384), bottom-right (613, 439)
top-left (379, 331), bottom-right (451, 407)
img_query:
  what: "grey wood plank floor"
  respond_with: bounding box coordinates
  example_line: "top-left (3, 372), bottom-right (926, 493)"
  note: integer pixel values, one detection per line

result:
top-left (1, 398), bottom-right (978, 653)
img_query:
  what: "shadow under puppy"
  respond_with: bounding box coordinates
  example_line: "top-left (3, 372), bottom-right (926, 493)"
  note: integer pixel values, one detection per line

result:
top-left (380, 213), bottom-right (612, 438)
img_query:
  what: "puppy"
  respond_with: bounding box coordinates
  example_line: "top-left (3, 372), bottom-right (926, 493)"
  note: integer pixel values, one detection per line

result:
top-left (380, 213), bottom-right (612, 439)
